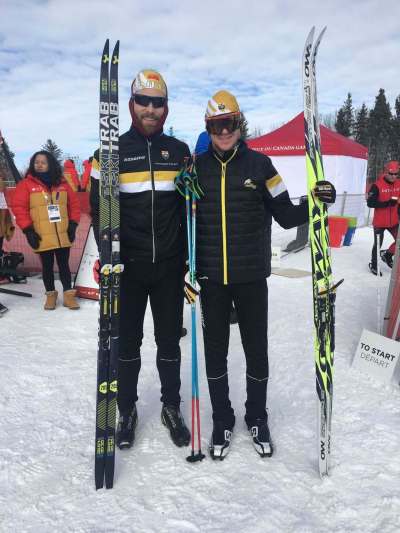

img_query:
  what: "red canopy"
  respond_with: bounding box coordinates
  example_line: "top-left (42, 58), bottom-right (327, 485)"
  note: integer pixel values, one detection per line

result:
top-left (247, 112), bottom-right (368, 159)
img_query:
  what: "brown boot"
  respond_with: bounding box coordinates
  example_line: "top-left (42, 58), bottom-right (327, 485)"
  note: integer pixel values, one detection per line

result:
top-left (44, 290), bottom-right (58, 310)
top-left (63, 289), bottom-right (80, 310)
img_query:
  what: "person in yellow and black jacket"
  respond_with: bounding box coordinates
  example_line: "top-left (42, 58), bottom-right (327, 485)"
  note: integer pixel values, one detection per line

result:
top-left (13, 151), bottom-right (80, 310)
top-left (89, 69), bottom-right (191, 451)
top-left (190, 90), bottom-right (336, 461)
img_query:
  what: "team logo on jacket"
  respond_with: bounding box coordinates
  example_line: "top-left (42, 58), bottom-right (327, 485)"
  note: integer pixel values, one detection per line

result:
top-left (161, 150), bottom-right (170, 160)
top-left (244, 178), bottom-right (257, 190)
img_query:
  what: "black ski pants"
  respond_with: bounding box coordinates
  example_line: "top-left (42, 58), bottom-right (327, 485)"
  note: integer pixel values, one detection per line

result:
top-left (371, 225), bottom-right (398, 268)
top-left (39, 247), bottom-right (72, 292)
top-left (117, 255), bottom-right (184, 413)
top-left (199, 278), bottom-right (269, 428)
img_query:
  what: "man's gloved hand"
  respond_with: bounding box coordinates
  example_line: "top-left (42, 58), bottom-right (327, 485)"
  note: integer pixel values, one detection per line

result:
top-left (67, 221), bottom-right (78, 243)
top-left (313, 180), bottom-right (336, 204)
top-left (387, 198), bottom-right (398, 206)
top-left (184, 272), bottom-right (199, 304)
top-left (175, 160), bottom-right (204, 200)
top-left (23, 226), bottom-right (41, 250)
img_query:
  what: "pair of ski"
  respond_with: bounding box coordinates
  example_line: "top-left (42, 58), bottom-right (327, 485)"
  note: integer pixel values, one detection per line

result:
top-left (94, 39), bottom-right (122, 490)
top-left (303, 27), bottom-right (342, 477)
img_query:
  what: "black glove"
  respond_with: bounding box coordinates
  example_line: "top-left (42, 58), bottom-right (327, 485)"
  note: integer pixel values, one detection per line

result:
top-left (23, 226), bottom-right (41, 250)
top-left (313, 180), bottom-right (336, 204)
top-left (387, 198), bottom-right (398, 206)
top-left (67, 221), bottom-right (78, 243)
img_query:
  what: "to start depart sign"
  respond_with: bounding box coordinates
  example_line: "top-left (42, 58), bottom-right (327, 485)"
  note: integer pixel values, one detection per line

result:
top-left (353, 329), bottom-right (400, 384)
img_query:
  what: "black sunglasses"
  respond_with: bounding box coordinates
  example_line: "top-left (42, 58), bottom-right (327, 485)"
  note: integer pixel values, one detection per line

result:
top-left (206, 115), bottom-right (241, 135)
top-left (388, 172), bottom-right (399, 176)
top-left (133, 94), bottom-right (166, 108)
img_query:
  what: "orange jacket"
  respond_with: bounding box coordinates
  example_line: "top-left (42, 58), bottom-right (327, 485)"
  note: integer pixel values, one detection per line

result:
top-left (13, 174), bottom-right (80, 252)
top-left (63, 160), bottom-right (81, 191)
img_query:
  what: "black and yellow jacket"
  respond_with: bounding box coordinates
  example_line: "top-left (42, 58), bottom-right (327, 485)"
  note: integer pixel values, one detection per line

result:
top-left (90, 126), bottom-right (190, 263)
top-left (195, 141), bottom-right (308, 284)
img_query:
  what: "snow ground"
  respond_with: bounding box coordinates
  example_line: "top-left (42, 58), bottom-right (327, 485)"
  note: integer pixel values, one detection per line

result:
top-left (0, 227), bottom-right (399, 533)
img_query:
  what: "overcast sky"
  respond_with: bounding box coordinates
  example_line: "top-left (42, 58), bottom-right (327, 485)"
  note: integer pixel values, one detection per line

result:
top-left (0, 0), bottom-right (398, 170)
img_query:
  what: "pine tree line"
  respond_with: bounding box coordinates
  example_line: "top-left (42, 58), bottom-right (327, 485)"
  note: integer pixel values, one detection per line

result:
top-left (334, 90), bottom-right (400, 182)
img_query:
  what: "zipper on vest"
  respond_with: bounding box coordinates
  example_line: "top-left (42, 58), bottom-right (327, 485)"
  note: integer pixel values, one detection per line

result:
top-left (220, 162), bottom-right (228, 284)
top-left (147, 140), bottom-right (156, 263)
top-left (216, 148), bottom-right (237, 285)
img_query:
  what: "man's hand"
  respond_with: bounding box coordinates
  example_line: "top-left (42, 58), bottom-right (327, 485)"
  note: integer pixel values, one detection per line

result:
top-left (313, 180), bottom-right (336, 204)
top-left (175, 162), bottom-right (204, 199)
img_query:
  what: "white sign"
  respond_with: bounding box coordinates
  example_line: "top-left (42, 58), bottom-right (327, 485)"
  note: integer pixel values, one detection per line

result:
top-left (271, 246), bottom-right (281, 268)
top-left (74, 226), bottom-right (99, 300)
top-left (352, 329), bottom-right (400, 384)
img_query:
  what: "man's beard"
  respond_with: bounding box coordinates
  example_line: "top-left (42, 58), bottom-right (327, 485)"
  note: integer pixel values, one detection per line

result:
top-left (129, 99), bottom-right (168, 137)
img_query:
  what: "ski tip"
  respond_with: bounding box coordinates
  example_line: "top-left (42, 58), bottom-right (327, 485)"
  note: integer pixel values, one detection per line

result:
top-left (307, 26), bottom-right (316, 41)
top-left (112, 40), bottom-right (120, 54)
top-left (102, 39), bottom-right (110, 59)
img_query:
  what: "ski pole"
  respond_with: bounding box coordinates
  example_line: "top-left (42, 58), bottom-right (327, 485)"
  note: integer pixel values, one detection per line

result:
top-left (185, 189), bottom-right (205, 463)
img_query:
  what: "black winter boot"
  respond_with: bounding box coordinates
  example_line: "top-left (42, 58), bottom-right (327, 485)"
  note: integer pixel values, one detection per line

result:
top-left (116, 405), bottom-right (138, 450)
top-left (161, 405), bottom-right (190, 447)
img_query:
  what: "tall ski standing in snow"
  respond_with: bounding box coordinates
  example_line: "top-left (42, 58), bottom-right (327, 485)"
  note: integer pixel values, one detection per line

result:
top-left (94, 39), bottom-right (121, 490)
top-left (303, 27), bottom-right (340, 476)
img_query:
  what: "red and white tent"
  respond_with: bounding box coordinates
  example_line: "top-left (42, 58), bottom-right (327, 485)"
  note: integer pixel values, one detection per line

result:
top-left (247, 112), bottom-right (368, 201)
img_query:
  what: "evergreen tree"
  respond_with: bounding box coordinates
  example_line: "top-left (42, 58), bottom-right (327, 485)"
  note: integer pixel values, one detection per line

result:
top-left (354, 103), bottom-right (369, 147)
top-left (335, 108), bottom-right (347, 136)
top-left (389, 95), bottom-right (400, 162)
top-left (0, 135), bottom-right (20, 185)
top-left (42, 139), bottom-right (63, 161)
top-left (335, 93), bottom-right (353, 137)
top-left (368, 89), bottom-right (392, 181)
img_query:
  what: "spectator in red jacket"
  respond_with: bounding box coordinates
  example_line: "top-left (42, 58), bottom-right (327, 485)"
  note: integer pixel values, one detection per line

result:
top-left (367, 160), bottom-right (400, 275)
top-left (13, 151), bottom-right (81, 309)
top-left (63, 159), bottom-right (81, 192)
top-left (81, 157), bottom-right (93, 192)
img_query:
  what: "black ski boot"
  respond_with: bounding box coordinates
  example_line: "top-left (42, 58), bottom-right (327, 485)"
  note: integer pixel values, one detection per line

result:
top-left (209, 421), bottom-right (233, 460)
top-left (368, 263), bottom-right (382, 276)
top-left (248, 418), bottom-right (273, 458)
top-left (116, 405), bottom-right (138, 450)
top-left (381, 250), bottom-right (393, 268)
top-left (161, 405), bottom-right (190, 447)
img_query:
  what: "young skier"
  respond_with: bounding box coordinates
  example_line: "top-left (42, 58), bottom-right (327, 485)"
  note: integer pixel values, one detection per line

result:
top-left (192, 90), bottom-right (336, 459)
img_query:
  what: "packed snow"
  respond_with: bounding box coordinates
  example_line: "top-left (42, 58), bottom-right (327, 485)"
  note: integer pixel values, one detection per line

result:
top-left (1, 227), bottom-right (399, 533)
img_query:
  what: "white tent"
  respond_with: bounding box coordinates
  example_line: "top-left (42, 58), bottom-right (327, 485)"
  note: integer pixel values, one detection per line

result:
top-left (248, 113), bottom-right (368, 223)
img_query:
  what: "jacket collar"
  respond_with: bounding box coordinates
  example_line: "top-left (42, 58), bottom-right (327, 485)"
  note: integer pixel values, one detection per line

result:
top-left (208, 139), bottom-right (247, 162)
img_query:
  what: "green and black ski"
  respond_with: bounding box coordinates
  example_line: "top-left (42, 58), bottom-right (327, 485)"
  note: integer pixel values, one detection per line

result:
top-left (95, 39), bottom-right (121, 490)
top-left (303, 27), bottom-right (341, 477)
